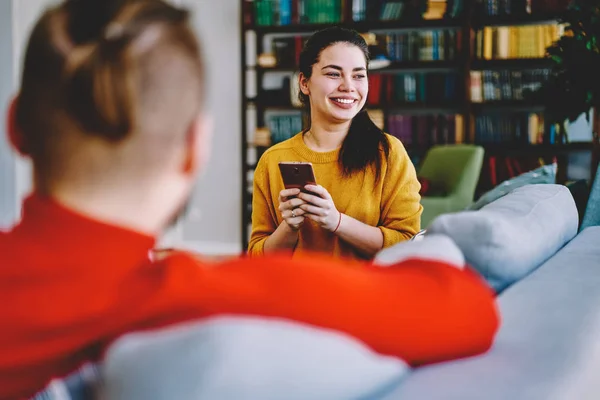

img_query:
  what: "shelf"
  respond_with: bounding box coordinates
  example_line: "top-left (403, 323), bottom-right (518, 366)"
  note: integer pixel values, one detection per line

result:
top-left (249, 99), bottom-right (462, 113)
top-left (475, 12), bottom-right (562, 27)
top-left (382, 102), bottom-right (466, 113)
top-left (377, 60), bottom-right (460, 73)
top-left (247, 18), bottom-right (464, 34)
top-left (471, 58), bottom-right (555, 70)
top-left (247, 97), bottom-right (302, 110)
top-left (481, 142), bottom-right (593, 155)
top-left (256, 60), bottom-right (460, 74)
top-left (240, 1), bottom-right (577, 249)
top-left (256, 66), bottom-right (297, 73)
top-left (471, 101), bottom-right (545, 112)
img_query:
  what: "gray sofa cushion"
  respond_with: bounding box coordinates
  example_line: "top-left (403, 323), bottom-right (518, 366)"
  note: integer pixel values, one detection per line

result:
top-left (427, 184), bottom-right (578, 292)
top-left (101, 316), bottom-right (408, 400)
top-left (382, 226), bottom-right (600, 400)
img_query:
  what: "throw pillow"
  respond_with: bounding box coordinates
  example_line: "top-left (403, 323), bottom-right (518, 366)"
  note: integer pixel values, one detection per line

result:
top-left (418, 176), bottom-right (431, 195)
top-left (427, 184), bottom-right (578, 293)
top-left (418, 176), bottom-right (446, 196)
top-left (374, 233), bottom-right (464, 269)
top-left (467, 162), bottom-right (557, 211)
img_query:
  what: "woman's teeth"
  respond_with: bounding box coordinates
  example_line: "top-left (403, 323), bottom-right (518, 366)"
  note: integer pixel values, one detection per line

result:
top-left (332, 98), bottom-right (354, 104)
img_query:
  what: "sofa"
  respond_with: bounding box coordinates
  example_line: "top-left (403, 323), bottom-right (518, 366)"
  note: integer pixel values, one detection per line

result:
top-left (33, 182), bottom-right (600, 400)
top-left (381, 183), bottom-right (600, 400)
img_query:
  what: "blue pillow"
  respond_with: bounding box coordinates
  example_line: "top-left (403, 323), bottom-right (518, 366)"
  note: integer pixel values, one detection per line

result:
top-left (467, 163), bottom-right (557, 211)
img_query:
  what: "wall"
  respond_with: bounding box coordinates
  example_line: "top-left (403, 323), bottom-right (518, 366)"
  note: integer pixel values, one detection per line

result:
top-left (0, 0), bottom-right (51, 229)
top-left (164, 0), bottom-right (243, 254)
top-left (0, 0), bottom-right (16, 229)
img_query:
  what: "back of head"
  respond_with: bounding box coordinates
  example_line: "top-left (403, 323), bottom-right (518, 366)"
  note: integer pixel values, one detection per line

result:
top-left (15, 0), bottom-right (204, 191)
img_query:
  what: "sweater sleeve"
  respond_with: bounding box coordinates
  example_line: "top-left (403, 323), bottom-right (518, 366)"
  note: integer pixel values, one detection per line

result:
top-left (154, 252), bottom-right (499, 366)
top-left (247, 158), bottom-right (278, 256)
top-left (379, 136), bottom-right (422, 247)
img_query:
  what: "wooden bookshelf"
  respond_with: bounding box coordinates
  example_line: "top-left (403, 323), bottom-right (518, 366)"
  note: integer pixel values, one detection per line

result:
top-left (240, 0), bottom-right (583, 249)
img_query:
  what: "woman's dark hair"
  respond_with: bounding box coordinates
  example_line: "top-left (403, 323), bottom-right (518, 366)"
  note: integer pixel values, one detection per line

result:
top-left (298, 26), bottom-right (390, 182)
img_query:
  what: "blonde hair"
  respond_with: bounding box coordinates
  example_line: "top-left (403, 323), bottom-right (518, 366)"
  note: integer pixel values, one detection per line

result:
top-left (15, 0), bottom-right (204, 186)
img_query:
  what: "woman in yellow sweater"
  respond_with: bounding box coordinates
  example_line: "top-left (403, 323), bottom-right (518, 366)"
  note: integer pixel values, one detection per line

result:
top-left (249, 27), bottom-right (422, 260)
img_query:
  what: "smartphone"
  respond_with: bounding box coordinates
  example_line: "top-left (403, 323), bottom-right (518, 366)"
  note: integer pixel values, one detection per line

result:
top-left (278, 162), bottom-right (317, 193)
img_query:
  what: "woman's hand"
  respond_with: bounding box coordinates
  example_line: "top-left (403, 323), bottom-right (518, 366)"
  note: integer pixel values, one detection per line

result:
top-left (278, 188), bottom-right (307, 231)
top-left (298, 184), bottom-right (341, 232)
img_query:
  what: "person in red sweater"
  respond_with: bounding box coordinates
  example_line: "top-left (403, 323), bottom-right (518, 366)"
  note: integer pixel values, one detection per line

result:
top-left (0, 0), bottom-right (499, 398)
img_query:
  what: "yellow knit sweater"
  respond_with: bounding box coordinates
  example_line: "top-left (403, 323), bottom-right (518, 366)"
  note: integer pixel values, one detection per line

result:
top-left (248, 132), bottom-right (422, 260)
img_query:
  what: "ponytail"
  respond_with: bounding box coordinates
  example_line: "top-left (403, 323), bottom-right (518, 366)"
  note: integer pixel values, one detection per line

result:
top-left (340, 110), bottom-right (390, 184)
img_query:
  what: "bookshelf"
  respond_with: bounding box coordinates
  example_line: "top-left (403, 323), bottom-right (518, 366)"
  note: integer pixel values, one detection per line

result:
top-left (240, 0), bottom-right (588, 248)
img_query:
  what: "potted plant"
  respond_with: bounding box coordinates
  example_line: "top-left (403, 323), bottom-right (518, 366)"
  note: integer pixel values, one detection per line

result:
top-left (533, 0), bottom-right (600, 176)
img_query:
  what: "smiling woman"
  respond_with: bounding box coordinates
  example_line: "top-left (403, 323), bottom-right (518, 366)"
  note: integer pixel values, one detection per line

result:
top-left (248, 27), bottom-right (423, 261)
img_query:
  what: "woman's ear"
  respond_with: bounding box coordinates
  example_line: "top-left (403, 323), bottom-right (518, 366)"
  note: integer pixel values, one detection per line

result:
top-left (299, 72), bottom-right (310, 96)
top-left (6, 95), bottom-right (27, 156)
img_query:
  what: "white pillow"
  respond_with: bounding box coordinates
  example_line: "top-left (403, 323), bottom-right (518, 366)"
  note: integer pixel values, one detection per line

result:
top-left (374, 234), bottom-right (465, 269)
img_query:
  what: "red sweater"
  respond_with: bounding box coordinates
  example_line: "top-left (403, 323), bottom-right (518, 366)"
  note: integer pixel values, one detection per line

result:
top-left (0, 194), bottom-right (499, 399)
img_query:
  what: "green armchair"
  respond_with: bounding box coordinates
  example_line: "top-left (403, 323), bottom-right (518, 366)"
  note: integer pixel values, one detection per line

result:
top-left (419, 144), bottom-right (485, 228)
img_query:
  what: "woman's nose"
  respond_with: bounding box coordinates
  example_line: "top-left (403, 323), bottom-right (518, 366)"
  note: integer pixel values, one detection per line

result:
top-left (338, 76), bottom-right (354, 92)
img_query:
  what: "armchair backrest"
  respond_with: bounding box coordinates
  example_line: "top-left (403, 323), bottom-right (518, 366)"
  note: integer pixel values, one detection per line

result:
top-left (418, 145), bottom-right (485, 203)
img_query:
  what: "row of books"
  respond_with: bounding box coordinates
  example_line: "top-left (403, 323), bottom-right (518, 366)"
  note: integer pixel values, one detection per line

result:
top-left (470, 69), bottom-right (549, 102)
top-left (261, 112), bottom-right (564, 150)
top-left (475, 0), bottom-right (570, 16)
top-left (387, 113), bottom-right (464, 146)
top-left (481, 156), bottom-right (555, 190)
top-left (382, 30), bottom-right (461, 61)
top-left (267, 113), bottom-right (304, 144)
top-left (253, 0), bottom-right (342, 26)
top-left (474, 24), bottom-right (561, 59)
top-left (368, 73), bottom-right (460, 105)
top-left (474, 112), bottom-right (563, 144)
top-left (271, 36), bottom-right (305, 68)
top-left (248, 0), bottom-right (464, 27)
top-left (353, 0), bottom-right (412, 20)
top-left (352, 0), bottom-right (462, 20)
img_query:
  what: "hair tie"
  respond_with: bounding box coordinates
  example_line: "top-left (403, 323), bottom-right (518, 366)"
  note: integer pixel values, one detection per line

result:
top-left (332, 212), bottom-right (342, 234)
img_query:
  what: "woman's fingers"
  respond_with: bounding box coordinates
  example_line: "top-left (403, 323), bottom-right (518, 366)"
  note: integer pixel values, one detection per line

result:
top-left (304, 184), bottom-right (332, 200)
top-left (299, 203), bottom-right (323, 216)
top-left (285, 207), bottom-right (306, 218)
top-left (298, 192), bottom-right (327, 207)
top-left (278, 197), bottom-right (305, 213)
top-left (279, 188), bottom-right (301, 202)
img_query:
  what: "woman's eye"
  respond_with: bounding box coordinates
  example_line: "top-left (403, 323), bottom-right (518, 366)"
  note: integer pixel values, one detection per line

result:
top-left (326, 72), bottom-right (340, 77)
top-left (354, 74), bottom-right (366, 79)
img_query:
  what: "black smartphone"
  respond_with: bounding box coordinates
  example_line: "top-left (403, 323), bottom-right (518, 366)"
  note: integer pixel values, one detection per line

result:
top-left (278, 162), bottom-right (317, 193)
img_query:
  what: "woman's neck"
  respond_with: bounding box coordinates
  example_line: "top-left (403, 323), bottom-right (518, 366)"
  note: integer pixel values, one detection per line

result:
top-left (304, 120), bottom-right (350, 152)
